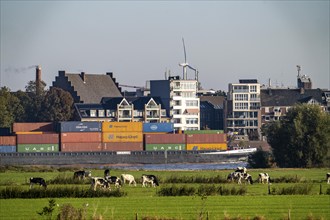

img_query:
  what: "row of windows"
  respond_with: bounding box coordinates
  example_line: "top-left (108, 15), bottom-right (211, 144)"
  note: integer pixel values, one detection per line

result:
top-left (186, 100), bottom-right (198, 106)
top-left (87, 109), bottom-right (165, 118)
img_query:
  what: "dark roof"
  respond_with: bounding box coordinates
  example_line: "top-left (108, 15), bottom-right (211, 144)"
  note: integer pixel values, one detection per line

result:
top-left (52, 71), bottom-right (122, 103)
top-left (200, 101), bottom-right (214, 110)
top-left (199, 96), bottom-right (225, 109)
top-left (261, 88), bottom-right (324, 106)
top-left (101, 96), bottom-right (164, 110)
top-left (239, 79), bottom-right (258, 84)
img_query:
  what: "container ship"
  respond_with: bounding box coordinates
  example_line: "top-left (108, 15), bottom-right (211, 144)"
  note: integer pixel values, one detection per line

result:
top-left (0, 122), bottom-right (254, 166)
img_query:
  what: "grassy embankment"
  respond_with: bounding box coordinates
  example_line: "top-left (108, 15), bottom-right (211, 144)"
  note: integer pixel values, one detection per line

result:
top-left (0, 166), bottom-right (329, 219)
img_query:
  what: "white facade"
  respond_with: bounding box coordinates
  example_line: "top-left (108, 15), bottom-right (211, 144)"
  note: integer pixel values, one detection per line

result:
top-left (170, 79), bottom-right (200, 131)
top-left (150, 78), bottom-right (200, 131)
top-left (226, 80), bottom-right (261, 138)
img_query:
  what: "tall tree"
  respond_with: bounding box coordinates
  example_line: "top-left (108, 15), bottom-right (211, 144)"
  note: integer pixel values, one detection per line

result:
top-left (0, 87), bottom-right (13, 127)
top-left (25, 80), bottom-right (47, 122)
top-left (263, 104), bottom-right (330, 168)
top-left (39, 87), bottom-right (74, 122)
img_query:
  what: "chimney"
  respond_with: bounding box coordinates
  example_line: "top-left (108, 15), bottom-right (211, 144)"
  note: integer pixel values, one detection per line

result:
top-left (36, 65), bottom-right (41, 95)
top-left (81, 72), bottom-right (86, 83)
top-left (300, 87), bottom-right (304, 94)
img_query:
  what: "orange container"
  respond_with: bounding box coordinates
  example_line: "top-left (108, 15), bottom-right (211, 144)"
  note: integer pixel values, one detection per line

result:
top-left (102, 122), bottom-right (142, 132)
top-left (0, 136), bottom-right (16, 146)
top-left (102, 132), bottom-right (143, 143)
top-left (186, 143), bottom-right (227, 151)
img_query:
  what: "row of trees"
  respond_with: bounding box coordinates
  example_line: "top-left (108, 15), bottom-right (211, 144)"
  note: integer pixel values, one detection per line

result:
top-left (0, 81), bottom-right (74, 128)
top-left (249, 104), bottom-right (330, 168)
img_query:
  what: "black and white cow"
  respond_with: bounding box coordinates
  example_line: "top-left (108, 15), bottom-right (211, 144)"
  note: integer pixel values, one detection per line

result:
top-left (227, 172), bottom-right (253, 184)
top-left (29, 177), bottom-right (47, 189)
top-left (91, 177), bottom-right (110, 191)
top-left (141, 174), bottom-right (159, 187)
top-left (73, 170), bottom-right (91, 180)
top-left (235, 167), bottom-right (247, 174)
top-left (104, 169), bottom-right (110, 178)
top-left (258, 173), bottom-right (271, 184)
top-left (105, 176), bottom-right (122, 188)
top-left (327, 173), bottom-right (330, 184)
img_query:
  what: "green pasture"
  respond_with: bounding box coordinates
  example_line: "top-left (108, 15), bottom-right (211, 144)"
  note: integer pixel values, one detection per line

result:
top-left (0, 167), bottom-right (329, 219)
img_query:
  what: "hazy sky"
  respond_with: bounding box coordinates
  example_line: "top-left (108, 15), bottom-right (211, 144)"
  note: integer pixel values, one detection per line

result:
top-left (1, 1), bottom-right (329, 92)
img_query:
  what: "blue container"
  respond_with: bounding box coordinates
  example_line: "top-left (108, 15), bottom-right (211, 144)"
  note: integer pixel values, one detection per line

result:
top-left (58, 121), bottom-right (102, 132)
top-left (0, 145), bottom-right (16, 153)
top-left (143, 123), bottom-right (174, 133)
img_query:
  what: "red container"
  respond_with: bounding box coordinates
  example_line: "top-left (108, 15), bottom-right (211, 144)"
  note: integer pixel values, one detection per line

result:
top-left (144, 134), bottom-right (186, 144)
top-left (61, 142), bottom-right (102, 152)
top-left (61, 132), bottom-right (101, 143)
top-left (102, 142), bottom-right (143, 151)
top-left (17, 133), bottom-right (59, 144)
top-left (0, 136), bottom-right (16, 146)
top-left (186, 133), bottom-right (227, 144)
top-left (13, 122), bottom-right (54, 132)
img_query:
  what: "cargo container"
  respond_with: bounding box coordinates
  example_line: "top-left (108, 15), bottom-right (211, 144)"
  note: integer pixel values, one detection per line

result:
top-left (142, 123), bottom-right (174, 133)
top-left (0, 136), bottom-right (16, 146)
top-left (186, 143), bottom-right (227, 151)
top-left (144, 134), bottom-right (186, 144)
top-left (17, 133), bottom-right (59, 144)
top-left (102, 132), bottom-right (143, 143)
top-left (145, 143), bottom-right (186, 151)
top-left (103, 142), bottom-right (144, 151)
top-left (61, 132), bottom-right (101, 143)
top-left (186, 133), bottom-right (226, 144)
top-left (61, 143), bottom-right (102, 152)
top-left (17, 144), bottom-right (59, 152)
top-left (0, 127), bottom-right (11, 136)
top-left (102, 122), bottom-right (142, 132)
top-left (15, 131), bottom-right (44, 135)
top-left (184, 130), bottom-right (224, 134)
top-left (58, 121), bottom-right (102, 132)
top-left (0, 145), bottom-right (16, 153)
top-left (13, 122), bottom-right (54, 133)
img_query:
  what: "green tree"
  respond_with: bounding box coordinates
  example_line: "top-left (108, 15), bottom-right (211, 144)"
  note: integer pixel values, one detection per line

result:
top-left (25, 80), bottom-right (47, 122)
top-left (39, 87), bottom-right (74, 122)
top-left (0, 87), bottom-right (27, 127)
top-left (263, 104), bottom-right (330, 168)
top-left (248, 148), bottom-right (274, 168)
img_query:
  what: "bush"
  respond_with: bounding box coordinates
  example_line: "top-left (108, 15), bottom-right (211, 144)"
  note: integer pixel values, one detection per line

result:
top-left (270, 184), bottom-right (313, 195)
top-left (165, 175), bottom-right (227, 184)
top-left (157, 185), bottom-right (247, 196)
top-left (0, 186), bottom-right (126, 199)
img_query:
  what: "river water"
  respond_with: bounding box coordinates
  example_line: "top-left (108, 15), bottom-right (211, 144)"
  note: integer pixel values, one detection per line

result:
top-left (102, 162), bottom-right (248, 171)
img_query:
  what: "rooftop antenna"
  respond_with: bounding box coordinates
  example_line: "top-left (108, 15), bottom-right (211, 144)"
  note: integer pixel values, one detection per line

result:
top-left (296, 65), bottom-right (301, 77)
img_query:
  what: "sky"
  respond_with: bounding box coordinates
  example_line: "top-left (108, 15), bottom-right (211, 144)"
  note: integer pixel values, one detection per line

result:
top-left (1, 1), bottom-right (329, 92)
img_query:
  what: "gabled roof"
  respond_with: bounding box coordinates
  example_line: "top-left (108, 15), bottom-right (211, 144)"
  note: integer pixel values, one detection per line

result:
top-left (52, 71), bottom-right (122, 103)
top-left (261, 88), bottom-right (324, 106)
top-left (101, 96), bottom-right (164, 110)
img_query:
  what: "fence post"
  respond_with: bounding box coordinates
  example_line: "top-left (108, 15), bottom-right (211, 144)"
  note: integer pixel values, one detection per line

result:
top-left (319, 184), bottom-right (322, 195)
top-left (135, 213), bottom-right (138, 220)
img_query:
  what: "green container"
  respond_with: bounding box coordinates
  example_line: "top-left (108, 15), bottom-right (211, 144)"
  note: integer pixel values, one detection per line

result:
top-left (184, 130), bottom-right (224, 134)
top-left (17, 144), bottom-right (59, 152)
top-left (145, 143), bottom-right (186, 151)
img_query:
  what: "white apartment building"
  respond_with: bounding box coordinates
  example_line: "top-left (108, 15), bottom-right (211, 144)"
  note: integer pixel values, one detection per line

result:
top-left (150, 76), bottom-right (200, 131)
top-left (226, 79), bottom-right (261, 139)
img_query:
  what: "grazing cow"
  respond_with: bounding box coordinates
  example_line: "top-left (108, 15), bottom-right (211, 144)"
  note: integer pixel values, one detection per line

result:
top-left (91, 177), bottom-right (110, 191)
top-left (227, 172), bottom-right (242, 183)
top-left (258, 173), bottom-right (271, 184)
top-left (141, 174), bottom-right (159, 187)
top-left (327, 173), bottom-right (330, 184)
top-left (227, 172), bottom-right (253, 184)
top-left (29, 177), bottom-right (47, 189)
top-left (73, 170), bottom-right (91, 180)
top-left (243, 173), bottom-right (253, 184)
top-left (235, 167), bottom-right (247, 174)
top-left (121, 174), bottom-right (137, 186)
top-left (104, 169), bottom-right (110, 178)
top-left (105, 176), bottom-right (122, 188)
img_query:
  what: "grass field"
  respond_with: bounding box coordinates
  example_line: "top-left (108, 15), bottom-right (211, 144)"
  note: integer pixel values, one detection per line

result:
top-left (0, 166), bottom-right (329, 220)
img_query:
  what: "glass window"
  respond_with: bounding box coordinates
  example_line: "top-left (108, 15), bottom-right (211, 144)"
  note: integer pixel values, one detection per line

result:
top-left (98, 110), bottom-right (105, 117)
top-left (90, 110), bottom-right (96, 117)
